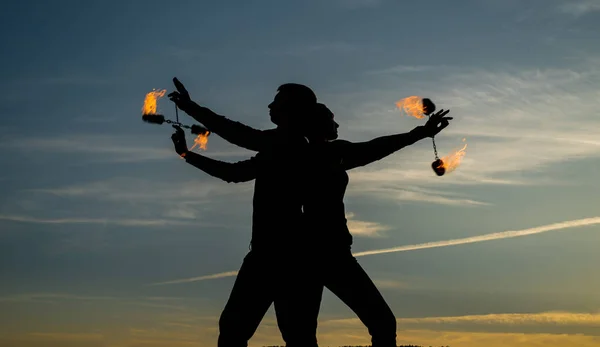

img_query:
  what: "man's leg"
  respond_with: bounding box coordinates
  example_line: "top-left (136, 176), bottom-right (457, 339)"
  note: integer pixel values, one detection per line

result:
top-left (323, 251), bottom-right (397, 347)
top-left (218, 251), bottom-right (275, 347)
top-left (273, 256), bottom-right (323, 347)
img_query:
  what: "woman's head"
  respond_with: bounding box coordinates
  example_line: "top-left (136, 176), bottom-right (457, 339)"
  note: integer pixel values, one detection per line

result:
top-left (304, 103), bottom-right (339, 142)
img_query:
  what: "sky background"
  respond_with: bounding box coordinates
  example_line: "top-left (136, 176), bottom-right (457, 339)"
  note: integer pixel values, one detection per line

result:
top-left (1, 0), bottom-right (600, 346)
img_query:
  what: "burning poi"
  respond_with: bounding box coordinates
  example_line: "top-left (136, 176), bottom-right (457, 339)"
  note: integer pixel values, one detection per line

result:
top-left (141, 88), bottom-right (210, 150)
top-left (396, 95), bottom-right (467, 176)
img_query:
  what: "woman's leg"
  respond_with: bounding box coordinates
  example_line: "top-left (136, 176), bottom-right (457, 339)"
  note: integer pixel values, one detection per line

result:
top-left (324, 251), bottom-right (397, 347)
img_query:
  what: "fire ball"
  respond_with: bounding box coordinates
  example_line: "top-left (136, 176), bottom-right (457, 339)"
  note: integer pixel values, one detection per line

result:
top-left (432, 159), bottom-right (445, 176)
top-left (422, 98), bottom-right (435, 115)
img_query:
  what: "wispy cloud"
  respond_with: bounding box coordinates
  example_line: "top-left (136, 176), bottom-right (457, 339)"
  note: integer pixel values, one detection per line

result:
top-left (254, 318), bottom-right (600, 347)
top-left (1, 134), bottom-right (251, 163)
top-left (0, 214), bottom-right (198, 227)
top-left (365, 64), bottom-right (445, 76)
top-left (9, 173), bottom-right (253, 230)
top-left (5, 328), bottom-right (598, 347)
top-left (347, 184), bottom-right (490, 206)
top-left (345, 212), bottom-right (390, 237)
top-left (314, 313), bottom-right (600, 346)
top-left (0, 293), bottom-right (116, 303)
top-left (401, 311), bottom-right (600, 326)
top-left (372, 279), bottom-right (412, 290)
top-left (353, 216), bottom-right (600, 257)
top-left (28, 177), bottom-right (252, 208)
top-left (557, 0), bottom-right (600, 17)
top-left (1, 135), bottom-right (173, 163)
top-left (168, 41), bottom-right (368, 61)
top-left (277, 42), bottom-right (363, 57)
top-left (322, 311), bottom-right (600, 327)
top-left (334, 61), bottom-right (600, 193)
top-left (149, 271), bottom-right (239, 286)
top-left (27, 332), bottom-right (104, 342)
top-left (150, 216), bottom-right (600, 284)
top-left (0, 293), bottom-right (205, 310)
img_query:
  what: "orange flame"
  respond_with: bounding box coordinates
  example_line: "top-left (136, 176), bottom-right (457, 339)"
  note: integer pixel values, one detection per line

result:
top-left (396, 95), bottom-right (426, 119)
top-left (142, 89), bottom-right (167, 115)
top-left (437, 138), bottom-right (467, 173)
top-left (190, 131), bottom-right (210, 151)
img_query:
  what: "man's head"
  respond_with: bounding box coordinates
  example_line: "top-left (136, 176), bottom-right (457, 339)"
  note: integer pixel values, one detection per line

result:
top-left (268, 83), bottom-right (317, 127)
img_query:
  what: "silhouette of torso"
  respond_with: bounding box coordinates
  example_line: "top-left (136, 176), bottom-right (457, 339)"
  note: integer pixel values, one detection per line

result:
top-left (249, 129), bottom-right (309, 252)
top-left (302, 140), bottom-right (352, 251)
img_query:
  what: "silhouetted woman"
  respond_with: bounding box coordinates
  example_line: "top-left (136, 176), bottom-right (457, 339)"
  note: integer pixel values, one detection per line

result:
top-left (171, 102), bottom-right (451, 347)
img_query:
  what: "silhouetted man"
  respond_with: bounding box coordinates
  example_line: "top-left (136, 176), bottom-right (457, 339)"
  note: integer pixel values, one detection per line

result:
top-left (169, 78), bottom-right (318, 347)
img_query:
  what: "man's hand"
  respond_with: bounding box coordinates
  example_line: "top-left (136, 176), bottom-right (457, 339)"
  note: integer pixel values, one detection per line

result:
top-left (418, 109), bottom-right (452, 138)
top-left (168, 77), bottom-right (215, 119)
top-left (168, 77), bottom-right (194, 112)
top-left (171, 125), bottom-right (189, 157)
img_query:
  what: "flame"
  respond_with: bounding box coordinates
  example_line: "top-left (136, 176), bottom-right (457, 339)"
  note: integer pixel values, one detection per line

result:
top-left (396, 95), bottom-right (426, 119)
top-left (190, 131), bottom-right (210, 151)
top-left (437, 138), bottom-right (467, 173)
top-left (142, 89), bottom-right (167, 115)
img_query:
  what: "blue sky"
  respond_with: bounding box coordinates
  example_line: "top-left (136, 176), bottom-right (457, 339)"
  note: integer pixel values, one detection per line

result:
top-left (1, 0), bottom-right (600, 346)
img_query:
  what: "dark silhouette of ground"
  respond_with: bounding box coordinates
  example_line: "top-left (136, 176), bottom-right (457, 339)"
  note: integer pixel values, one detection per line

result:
top-left (169, 77), bottom-right (451, 347)
top-left (262, 345), bottom-right (449, 347)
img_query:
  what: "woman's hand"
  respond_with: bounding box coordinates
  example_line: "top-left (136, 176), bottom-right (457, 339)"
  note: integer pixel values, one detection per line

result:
top-left (418, 109), bottom-right (452, 138)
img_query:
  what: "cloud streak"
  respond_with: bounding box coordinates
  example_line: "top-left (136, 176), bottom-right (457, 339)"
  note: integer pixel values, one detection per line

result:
top-left (322, 311), bottom-right (600, 327)
top-left (0, 214), bottom-right (198, 227)
top-left (149, 271), bottom-right (240, 286)
top-left (0, 135), bottom-right (173, 163)
top-left (1, 134), bottom-right (252, 163)
top-left (347, 185), bottom-right (490, 206)
top-left (150, 216), bottom-right (600, 285)
top-left (352, 216), bottom-right (600, 257)
top-left (345, 212), bottom-right (391, 237)
top-left (30, 177), bottom-right (251, 202)
top-left (557, 0), bottom-right (600, 17)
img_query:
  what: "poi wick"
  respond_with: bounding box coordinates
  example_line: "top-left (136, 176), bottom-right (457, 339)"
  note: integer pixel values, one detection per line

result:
top-left (141, 89), bottom-right (210, 136)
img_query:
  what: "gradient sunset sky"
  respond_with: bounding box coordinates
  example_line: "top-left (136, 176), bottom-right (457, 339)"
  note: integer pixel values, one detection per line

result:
top-left (1, 0), bottom-right (600, 346)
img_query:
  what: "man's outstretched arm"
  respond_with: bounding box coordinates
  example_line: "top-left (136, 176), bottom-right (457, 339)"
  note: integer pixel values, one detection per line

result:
top-left (335, 110), bottom-right (452, 170)
top-left (171, 125), bottom-right (256, 183)
top-left (169, 78), bottom-right (272, 152)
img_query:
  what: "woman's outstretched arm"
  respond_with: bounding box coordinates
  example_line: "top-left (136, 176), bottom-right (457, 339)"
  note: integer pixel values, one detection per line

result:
top-left (334, 110), bottom-right (452, 170)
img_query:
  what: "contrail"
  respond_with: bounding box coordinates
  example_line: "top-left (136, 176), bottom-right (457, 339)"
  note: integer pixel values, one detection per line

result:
top-left (149, 217), bottom-right (600, 285)
top-left (149, 271), bottom-right (239, 286)
top-left (0, 214), bottom-right (196, 227)
top-left (353, 217), bottom-right (600, 257)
